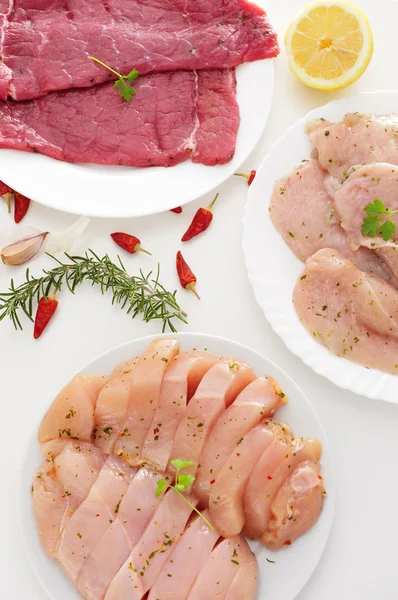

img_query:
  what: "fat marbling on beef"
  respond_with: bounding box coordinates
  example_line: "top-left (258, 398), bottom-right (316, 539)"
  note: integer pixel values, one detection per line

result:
top-left (0, 0), bottom-right (279, 100)
top-left (0, 69), bottom-right (240, 167)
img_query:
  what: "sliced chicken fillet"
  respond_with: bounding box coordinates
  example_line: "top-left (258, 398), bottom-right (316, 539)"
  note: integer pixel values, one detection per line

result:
top-left (195, 376), bottom-right (285, 505)
top-left (293, 248), bottom-right (398, 374)
top-left (140, 350), bottom-right (219, 472)
top-left (262, 460), bottom-right (325, 549)
top-left (38, 374), bottom-right (108, 444)
top-left (168, 359), bottom-right (255, 480)
top-left (104, 490), bottom-right (195, 600)
top-left (148, 511), bottom-right (219, 600)
top-left (114, 339), bottom-right (179, 466)
top-left (224, 545), bottom-right (258, 600)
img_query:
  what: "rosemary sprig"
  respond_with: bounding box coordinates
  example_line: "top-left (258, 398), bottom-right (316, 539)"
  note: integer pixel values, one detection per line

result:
top-left (90, 56), bottom-right (139, 102)
top-left (0, 250), bottom-right (187, 333)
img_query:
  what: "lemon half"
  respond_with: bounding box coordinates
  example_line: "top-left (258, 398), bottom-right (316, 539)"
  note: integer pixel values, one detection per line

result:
top-left (285, 0), bottom-right (374, 91)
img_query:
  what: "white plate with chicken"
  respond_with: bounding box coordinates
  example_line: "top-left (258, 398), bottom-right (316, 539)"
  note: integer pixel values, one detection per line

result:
top-left (21, 333), bottom-right (334, 600)
top-left (243, 91), bottom-right (398, 404)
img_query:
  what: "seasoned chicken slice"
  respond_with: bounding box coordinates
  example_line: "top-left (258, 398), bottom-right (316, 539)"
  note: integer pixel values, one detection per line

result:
top-left (114, 339), bottom-right (179, 465)
top-left (57, 455), bottom-right (136, 582)
top-left (243, 430), bottom-right (322, 540)
top-left (94, 358), bottom-right (138, 454)
top-left (140, 350), bottom-right (219, 472)
top-left (168, 359), bottom-right (255, 481)
top-left (262, 460), bottom-right (324, 549)
top-left (104, 490), bottom-right (195, 600)
top-left (148, 512), bottom-right (219, 600)
top-left (187, 536), bottom-right (257, 600)
top-left (308, 113), bottom-right (398, 180)
top-left (269, 159), bottom-right (397, 284)
top-left (38, 374), bottom-right (108, 444)
top-left (293, 248), bottom-right (398, 374)
top-left (194, 376), bottom-right (285, 505)
top-left (209, 422), bottom-right (277, 537)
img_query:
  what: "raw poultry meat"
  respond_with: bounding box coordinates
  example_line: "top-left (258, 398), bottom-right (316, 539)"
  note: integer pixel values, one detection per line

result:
top-left (333, 162), bottom-right (398, 249)
top-left (269, 159), bottom-right (398, 285)
top-left (32, 339), bottom-right (325, 600)
top-left (293, 248), bottom-right (398, 374)
top-left (168, 358), bottom-right (256, 480)
top-left (194, 376), bottom-right (284, 505)
top-left (141, 350), bottom-right (219, 472)
top-left (0, 0), bottom-right (279, 100)
top-left (0, 70), bottom-right (240, 167)
top-left (308, 113), bottom-right (398, 181)
top-left (262, 460), bottom-right (324, 549)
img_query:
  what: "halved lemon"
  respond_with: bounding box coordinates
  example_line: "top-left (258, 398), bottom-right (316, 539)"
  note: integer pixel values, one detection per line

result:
top-left (285, 0), bottom-right (374, 91)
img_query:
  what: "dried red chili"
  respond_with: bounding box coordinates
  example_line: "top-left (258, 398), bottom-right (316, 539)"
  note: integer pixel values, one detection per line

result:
top-left (34, 293), bottom-right (59, 339)
top-left (283, 540), bottom-right (292, 546)
top-left (170, 207), bottom-right (183, 214)
top-left (14, 191), bottom-right (31, 223)
top-left (181, 193), bottom-right (219, 242)
top-left (176, 251), bottom-right (200, 299)
top-left (0, 181), bottom-right (13, 213)
top-left (111, 232), bottom-right (151, 255)
top-left (234, 170), bottom-right (257, 186)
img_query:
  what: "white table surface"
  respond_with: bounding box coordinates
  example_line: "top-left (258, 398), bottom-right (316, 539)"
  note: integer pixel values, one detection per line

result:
top-left (1, 0), bottom-right (398, 597)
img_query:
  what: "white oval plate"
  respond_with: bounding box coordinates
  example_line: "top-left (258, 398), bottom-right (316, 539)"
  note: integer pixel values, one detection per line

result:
top-left (21, 332), bottom-right (334, 600)
top-left (0, 59), bottom-right (274, 218)
top-left (243, 90), bottom-right (398, 404)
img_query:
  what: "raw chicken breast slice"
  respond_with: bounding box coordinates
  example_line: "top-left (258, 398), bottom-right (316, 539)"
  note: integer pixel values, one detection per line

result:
top-left (269, 159), bottom-right (397, 285)
top-left (94, 358), bottom-right (138, 454)
top-left (308, 113), bottom-right (398, 180)
top-left (187, 536), bottom-right (256, 600)
top-left (334, 163), bottom-right (398, 249)
top-left (114, 339), bottom-right (179, 466)
top-left (168, 359), bottom-right (256, 480)
top-left (209, 423), bottom-right (276, 537)
top-left (77, 467), bottom-right (162, 600)
top-left (243, 426), bottom-right (321, 539)
top-left (57, 455), bottom-right (136, 582)
top-left (224, 544), bottom-right (258, 600)
top-left (293, 248), bottom-right (398, 374)
top-left (148, 511), bottom-right (219, 600)
top-left (104, 490), bottom-right (195, 600)
top-left (32, 441), bottom-right (106, 556)
top-left (111, 356), bottom-right (139, 378)
top-left (262, 460), bottom-right (325, 549)
top-left (140, 350), bottom-right (220, 471)
top-left (194, 376), bottom-right (285, 505)
top-left (39, 374), bottom-right (108, 444)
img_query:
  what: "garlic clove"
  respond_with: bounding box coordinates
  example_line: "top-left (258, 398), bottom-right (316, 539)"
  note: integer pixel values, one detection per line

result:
top-left (43, 216), bottom-right (90, 254)
top-left (1, 232), bottom-right (49, 266)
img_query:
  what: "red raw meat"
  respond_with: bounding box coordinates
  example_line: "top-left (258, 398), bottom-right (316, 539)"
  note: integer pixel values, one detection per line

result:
top-left (0, 69), bottom-right (240, 167)
top-left (0, 0), bottom-right (279, 100)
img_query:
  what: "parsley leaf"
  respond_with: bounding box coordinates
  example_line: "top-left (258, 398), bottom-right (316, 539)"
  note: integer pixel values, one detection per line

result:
top-left (361, 216), bottom-right (380, 238)
top-left (178, 473), bottom-right (195, 489)
top-left (90, 57), bottom-right (139, 102)
top-left (126, 69), bottom-right (139, 83)
top-left (156, 479), bottom-right (169, 497)
top-left (380, 219), bottom-right (396, 241)
top-left (171, 459), bottom-right (194, 473)
top-left (362, 199), bottom-right (398, 241)
top-left (365, 198), bottom-right (386, 216)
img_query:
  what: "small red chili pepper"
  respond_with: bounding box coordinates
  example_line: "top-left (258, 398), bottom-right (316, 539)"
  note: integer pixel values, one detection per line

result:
top-left (234, 170), bottom-right (257, 186)
top-left (111, 232), bottom-right (151, 255)
top-left (181, 193), bottom-right (219, 242)
top-left (34, 293), bottom-right (59, 339)
top-left (210, 479), bottom-right (215, 485)
top-left (0, 181), bottom-right (13, 213)
top-left (283, 540), bottom-right (292, 546)
top-left (14, 191), bottom-right (31, 223)
top-left (170, 207), bottom-right (183, 214)
top-left (176, 251), bottom-right (200, 299)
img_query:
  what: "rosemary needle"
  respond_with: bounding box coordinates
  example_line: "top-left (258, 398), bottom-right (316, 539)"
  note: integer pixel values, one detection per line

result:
top-left (0, 250), bottom-right (188, 333)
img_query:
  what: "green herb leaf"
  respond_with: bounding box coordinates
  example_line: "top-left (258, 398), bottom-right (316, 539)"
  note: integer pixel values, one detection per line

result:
top-left (380, 219), bottom-right (396, 241)
top-left (177, 473), bottom-right (195, 489)
top-left (120, 85), bottom-right (135, 102)
top-left (113, 79), bottom-right (124, 89)
top-left (361, 216), bottom-right (380, 238)
top-left (174, 483), bottom-right (186, 493)
top-left (171, 459), bottom-right (195, 473)
top-left (156, 479), bottom-right (169, 497)
top-left (365, 199), bottom-right (386, 216)
top-left (126, 69), bottom-right (139, 83)
top-left (89, 57), bottom-right (139, 103)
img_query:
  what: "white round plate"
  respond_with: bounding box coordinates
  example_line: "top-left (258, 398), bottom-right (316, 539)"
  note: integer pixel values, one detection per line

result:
top-left (0, 59), bottom-right (274, 218)
top-left (21, 332), bottom-right (334, 600)
top-left (243, 90), bottom-right (398, 404)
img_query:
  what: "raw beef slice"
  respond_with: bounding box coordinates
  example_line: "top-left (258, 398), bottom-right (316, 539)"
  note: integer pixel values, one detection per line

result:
top-left (0, 0), bottom-right (279, 100)
top-left (0, 69), bottom-right (240, 167)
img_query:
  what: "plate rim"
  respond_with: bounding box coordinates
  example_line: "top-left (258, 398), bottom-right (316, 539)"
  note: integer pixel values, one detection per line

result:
top-left (20, 331), bottom-right (335, 600)
top-left (242, 89), bottom-right (398, 404)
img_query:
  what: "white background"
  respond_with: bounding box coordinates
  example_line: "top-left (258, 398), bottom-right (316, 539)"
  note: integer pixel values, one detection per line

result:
top-left (1, 0), bottom-right (397, 598)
